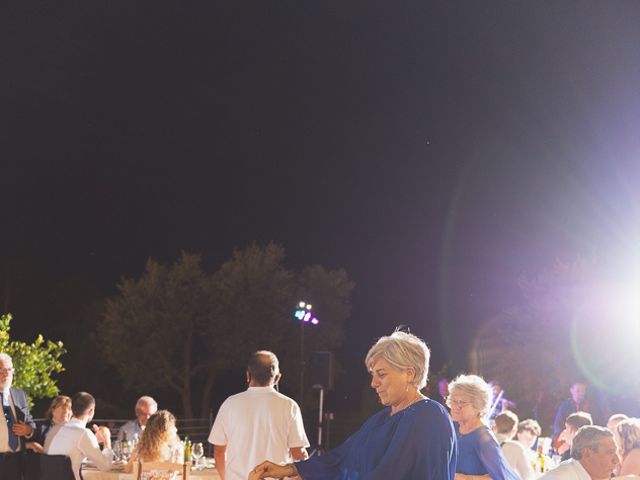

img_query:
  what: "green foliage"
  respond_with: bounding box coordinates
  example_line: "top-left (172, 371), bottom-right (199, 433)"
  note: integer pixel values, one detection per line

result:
top-left (0, 313), bottom-right (66, 407)
top-left (98, 244), bottom-right (354, 417)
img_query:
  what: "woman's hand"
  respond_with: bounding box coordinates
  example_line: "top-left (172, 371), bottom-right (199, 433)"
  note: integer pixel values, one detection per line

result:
top-left (25, 442), bottom-right (44, 453)
top-left (250, 461), bottom-right (298, 479)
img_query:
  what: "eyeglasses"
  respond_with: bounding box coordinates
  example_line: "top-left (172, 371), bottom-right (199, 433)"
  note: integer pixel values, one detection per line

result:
top-left (448, 398), bottom-right (473, 408)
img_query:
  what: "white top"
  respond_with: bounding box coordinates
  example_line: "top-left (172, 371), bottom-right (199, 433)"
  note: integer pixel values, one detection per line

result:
top-left (498, 436), bottom-right (536, 480)
top-left (45, 418), bottom-right (113, 480)
top-left (208, 386), bottom-right (309, 480)
top-left (539, 459), bottom-right (591, 480)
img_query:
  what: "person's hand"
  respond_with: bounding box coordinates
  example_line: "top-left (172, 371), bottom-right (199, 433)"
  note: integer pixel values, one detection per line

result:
top-left (12, 421), bottom-right (33, 437)
top-left (26, 441), bottom-right (44, 453)
top-left (250, 461), bottom-right (297, 479)
top-left (93, 425), bottom-right (112, 449)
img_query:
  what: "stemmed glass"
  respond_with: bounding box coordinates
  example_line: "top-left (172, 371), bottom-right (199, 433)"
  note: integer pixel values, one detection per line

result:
top-left (112, 441), bottom-right (123, 461)
top-left (192, 442), bottom-right (204, 470)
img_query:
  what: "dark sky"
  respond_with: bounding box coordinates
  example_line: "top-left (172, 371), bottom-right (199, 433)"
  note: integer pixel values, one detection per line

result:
top-left (2, 2), bottom-right (640, 392)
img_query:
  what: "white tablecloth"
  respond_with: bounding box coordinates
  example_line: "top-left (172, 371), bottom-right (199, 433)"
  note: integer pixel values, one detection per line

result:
top-left (82, 467), bottom-right (220, 480)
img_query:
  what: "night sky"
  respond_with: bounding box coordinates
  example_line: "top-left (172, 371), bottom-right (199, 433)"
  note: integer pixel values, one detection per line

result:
top-left (3, 2), bottom-right (640, 403)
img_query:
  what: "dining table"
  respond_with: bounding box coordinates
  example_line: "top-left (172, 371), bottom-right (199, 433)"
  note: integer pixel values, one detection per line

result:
top-left (81, 464), bottom-right (221, 480)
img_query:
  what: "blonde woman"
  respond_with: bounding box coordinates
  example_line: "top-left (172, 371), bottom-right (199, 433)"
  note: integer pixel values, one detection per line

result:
top-left (617, 418), bottom-right (640, 476)
top-left (251, 330), bottom-right (457, 480)
top-left (125, 410), bottom-right (180, 474)
top-left (447, 374), bottom-right (518, 480)
top-left (26, 395), bottom-right (72, 452)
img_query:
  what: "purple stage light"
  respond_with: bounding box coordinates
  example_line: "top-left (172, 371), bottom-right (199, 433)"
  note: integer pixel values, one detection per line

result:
top-left (310, 318), bottom-right (319, 325)
top-left (304, 312), bottom-right (311, 322)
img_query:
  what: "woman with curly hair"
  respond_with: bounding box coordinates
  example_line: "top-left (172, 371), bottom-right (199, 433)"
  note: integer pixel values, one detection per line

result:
top-left (125, 410), bottom-right (180, 473)
top-left (618, 418), bottom-right (640, 476)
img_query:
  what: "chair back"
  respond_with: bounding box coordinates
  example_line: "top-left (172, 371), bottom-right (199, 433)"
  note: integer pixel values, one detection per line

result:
top-left (23, 453), bottom-right (75, 480)
top-left (135, 460), bottom-right (190, 480)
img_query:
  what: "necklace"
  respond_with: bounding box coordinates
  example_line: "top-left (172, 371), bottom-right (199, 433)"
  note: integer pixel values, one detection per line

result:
top-left (391, 393), bottom-right (425, 415)
top-left (406, 393), bottom-right (425, 408)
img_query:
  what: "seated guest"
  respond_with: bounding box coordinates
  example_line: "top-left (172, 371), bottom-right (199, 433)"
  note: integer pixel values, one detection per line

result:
top-left (558, 412), bottom-right (593, 461)
top-left (250, 330), bottom-right (457, 480)
top-left (617, 417), bottom-right (640, 476)
top-left (606, 413), bottom-right (629, 455)
top-left (0, 352), bottom-right (36, 478)
top-left (494, 411), bottom-right (536, 480)
top-left (448, 374), bottom-right (519, 480)
top-left (118, 395), bottom-right (158, 441)
top-left (124, 410), bottom-right (180, 473)
top-left (26, 395), bottom-right (72, 452)
top-left (45, 392), bottom-right (112, 480)
top-left (538, 426), bottom-right (619, 480)
top-left (516, 419), bottom-right (542, 453)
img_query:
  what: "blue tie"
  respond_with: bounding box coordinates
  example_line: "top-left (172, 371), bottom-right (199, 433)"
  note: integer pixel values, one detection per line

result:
top-left (1, 392), bottom-right (19, 451)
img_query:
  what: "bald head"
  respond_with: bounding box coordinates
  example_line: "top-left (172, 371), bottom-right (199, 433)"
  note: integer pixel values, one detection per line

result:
top-left (247, 351), bottom-right (280, 386)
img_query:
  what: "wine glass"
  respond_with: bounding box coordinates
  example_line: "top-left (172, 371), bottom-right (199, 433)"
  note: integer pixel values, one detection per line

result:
top-left (112, 440), bottom-right (122, 461)
top-left (192, 442), bottom-right (204, 470)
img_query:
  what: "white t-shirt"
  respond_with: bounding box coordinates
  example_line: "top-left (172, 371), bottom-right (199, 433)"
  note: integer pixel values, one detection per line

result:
top-left (208, 386), bottom-right (309, 480)
top-left (45, 418), bottom-right (112, 480)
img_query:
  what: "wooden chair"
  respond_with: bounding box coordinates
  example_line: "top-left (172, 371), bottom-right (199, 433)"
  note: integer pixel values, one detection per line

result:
top-left (135, 460), bottom-right (190, 480)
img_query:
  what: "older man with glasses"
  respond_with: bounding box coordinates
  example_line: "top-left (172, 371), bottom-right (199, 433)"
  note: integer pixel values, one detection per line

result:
top-left (0, 352), bottom-right (36, 478)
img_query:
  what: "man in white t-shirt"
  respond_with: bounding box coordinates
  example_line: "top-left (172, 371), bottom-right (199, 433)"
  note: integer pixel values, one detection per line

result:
top-left (209, 351), bottom-right (309, 480)
top-left (539, 426), bottom-right (619, 480)
top-left (45, 391), bottom-right (113, 480)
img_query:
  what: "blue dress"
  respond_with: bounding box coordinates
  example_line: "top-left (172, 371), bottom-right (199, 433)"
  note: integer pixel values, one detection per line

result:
top-left (296, 399), bottom-right (457, 480)
top-left (455, 424), bottom-right (519, 480)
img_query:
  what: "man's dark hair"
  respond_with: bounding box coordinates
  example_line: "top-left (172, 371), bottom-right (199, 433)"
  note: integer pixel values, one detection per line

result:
top-left (566, 411), bottom-right (593, 431)
top-left (72, 392), bottom-right (96, 417)
top-left (248, 351), bottom-right (279, 386)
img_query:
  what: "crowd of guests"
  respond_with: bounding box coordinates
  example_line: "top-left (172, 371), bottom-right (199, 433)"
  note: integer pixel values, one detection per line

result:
top-left (3, 330), bottom-right (640, 480)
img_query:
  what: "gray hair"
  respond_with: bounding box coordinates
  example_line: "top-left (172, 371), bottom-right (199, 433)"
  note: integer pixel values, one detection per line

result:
top-left (248, 350), bottom-right (280, 386)
top-left (0, 353), bottom-right (12, 364)
top-left (617, 418), bottom-right (640, 457)
top-left (365, 331), bottom-right (430, 389)
top-left (571, 425), bottom-right (615, 460)
top-left (136, 396), bottom-right (158, 410)
top-left (518, 419), bottom-right (542, 436)
top-left (447, 374), bottom-right (493, 418)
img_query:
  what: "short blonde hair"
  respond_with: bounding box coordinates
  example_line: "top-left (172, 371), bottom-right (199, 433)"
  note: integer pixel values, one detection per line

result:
top-left (447, 374), bottom-right (493, 417)
top-left (364, 331), bottom-right (430, 389)
top-left (45, 395), bottom-right (72, 420)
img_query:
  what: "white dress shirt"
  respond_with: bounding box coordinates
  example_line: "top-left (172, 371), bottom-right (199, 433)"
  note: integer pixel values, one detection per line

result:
top-left (495, 433), bottom-right (536, 480)
top-left (45, 418), bottom-right (112, 480)
top-left (538, 458), bottom-right (591, 480)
